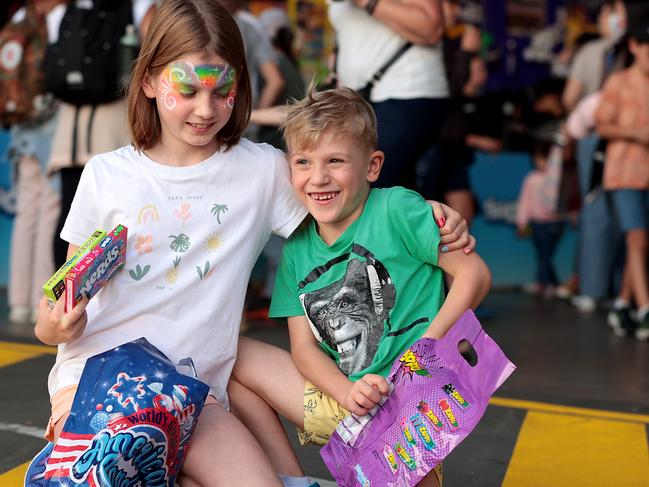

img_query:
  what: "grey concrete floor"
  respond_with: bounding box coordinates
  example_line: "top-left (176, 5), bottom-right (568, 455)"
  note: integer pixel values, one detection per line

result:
top-left (1, 290), bottom-right (648, 485)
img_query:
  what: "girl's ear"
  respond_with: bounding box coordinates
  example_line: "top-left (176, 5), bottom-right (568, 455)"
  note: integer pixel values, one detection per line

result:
top-left (367, 150), bottom-right (384, 183)
top-left (142, 72), bottom-right (156, 99)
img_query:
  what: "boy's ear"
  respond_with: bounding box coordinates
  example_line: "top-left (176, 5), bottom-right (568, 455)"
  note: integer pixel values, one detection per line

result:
top-left (367, 150), bottom-right (384, 183)
top-left (142, 72), bottom-right (157, 99)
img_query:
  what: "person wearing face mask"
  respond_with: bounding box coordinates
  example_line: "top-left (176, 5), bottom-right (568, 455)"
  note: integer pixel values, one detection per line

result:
top-left (563, 0), bottom-right (627, 112)
top-left (558, 0), bottom-right (628, 313)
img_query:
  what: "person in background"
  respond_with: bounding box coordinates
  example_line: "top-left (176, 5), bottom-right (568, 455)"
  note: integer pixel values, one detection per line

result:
top-left (326, 0), bottom-right (448, 194)
top-left (219, 0), bottom-right (284, 141)
top-left (517, 137), bottom-right (568, 297)
top-left (418, 0), bottom-right (487, 224)
top-left (6, 0), bottom-right (65, 324)
top-left (257, 7), bottom-right (305, 150)
top-left (248, 7), bottom-right (307, 321)
top-left (560, 0), bottom-right (628, 311)
top-left (563, 0), bottom-right (627, 112)
top-left (48, 0), bottom-right (156, 269)
top-left (595, 11), bottom-right (649, 341)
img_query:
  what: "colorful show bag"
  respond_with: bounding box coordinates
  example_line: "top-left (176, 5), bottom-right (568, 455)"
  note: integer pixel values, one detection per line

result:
top-left (25, 337), bottom-right (210, 486)
top-left (321, 310), bottom-right (516, 486)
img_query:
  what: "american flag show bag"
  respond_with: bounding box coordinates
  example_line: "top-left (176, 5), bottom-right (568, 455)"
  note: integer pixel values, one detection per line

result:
top-left (25, 337), bottom-right (210, 486)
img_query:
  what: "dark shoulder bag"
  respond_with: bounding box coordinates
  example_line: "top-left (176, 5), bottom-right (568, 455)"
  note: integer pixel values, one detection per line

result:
top-left (356, 42), bottom-right (413, 102)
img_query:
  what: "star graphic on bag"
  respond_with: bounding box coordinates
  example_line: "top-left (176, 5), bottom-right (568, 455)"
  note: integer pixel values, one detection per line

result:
top-left (108, 372), bottom-right (148, 412)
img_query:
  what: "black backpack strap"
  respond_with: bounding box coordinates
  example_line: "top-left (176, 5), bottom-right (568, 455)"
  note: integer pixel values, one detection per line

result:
top-left (71, 105), bottom-right (80, 165)
top-left (87, 104), bottom-right (97, 154)
top-left (357, 42), bottom-right (413, 100)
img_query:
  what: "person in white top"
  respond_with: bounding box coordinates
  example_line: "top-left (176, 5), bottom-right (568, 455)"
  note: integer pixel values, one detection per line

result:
top-left (328, 0), bottom-right (449, 193)
top-left (34, 0), bottom-right (306, 484)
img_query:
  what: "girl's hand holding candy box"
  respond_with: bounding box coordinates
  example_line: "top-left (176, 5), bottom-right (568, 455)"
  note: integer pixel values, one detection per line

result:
top-left (321, 310), bottom-right (516, 486)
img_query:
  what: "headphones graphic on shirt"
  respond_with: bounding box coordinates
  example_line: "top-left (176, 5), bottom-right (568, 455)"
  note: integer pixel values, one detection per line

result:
top-left (298, 243), bottom-right (396, 360)
top-left (298, 243), bottom-right (396, 322)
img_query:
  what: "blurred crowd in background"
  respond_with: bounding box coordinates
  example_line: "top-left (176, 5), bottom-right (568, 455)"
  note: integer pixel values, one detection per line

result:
top-left (1, 0), bottom-right (648, 341)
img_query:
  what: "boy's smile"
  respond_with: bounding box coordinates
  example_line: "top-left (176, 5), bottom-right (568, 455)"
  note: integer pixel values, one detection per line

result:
top-left (289, 132), bottom-right (383, 245)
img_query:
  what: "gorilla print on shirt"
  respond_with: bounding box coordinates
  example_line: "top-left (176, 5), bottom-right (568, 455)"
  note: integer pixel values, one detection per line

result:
top-left (300, 251), bottom-right (395, 376)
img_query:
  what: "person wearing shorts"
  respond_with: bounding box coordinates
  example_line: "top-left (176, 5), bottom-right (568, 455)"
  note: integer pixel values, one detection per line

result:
top-left (596, 17), bottom-right (649, 340)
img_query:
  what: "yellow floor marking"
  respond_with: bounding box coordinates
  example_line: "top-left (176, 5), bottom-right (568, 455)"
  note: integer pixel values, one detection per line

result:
top-left (502, 411), bottom-right (649, 487)
top-left (0, 462), bottom-right (28, 486)
top-left (0, 349), bottom-right (44, 368)
top-left (0, 341), bottom-right (56, 367)
top-left (490, 396), bottom-right (649, 424)
top-left (0, 341), bottom-right (56, 355)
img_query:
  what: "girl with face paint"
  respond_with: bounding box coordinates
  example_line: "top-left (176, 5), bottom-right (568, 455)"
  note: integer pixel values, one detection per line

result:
top-left (33, 0), bottom-right (313, 485)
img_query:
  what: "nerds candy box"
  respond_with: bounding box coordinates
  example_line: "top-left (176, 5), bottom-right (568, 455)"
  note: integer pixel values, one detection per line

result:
top-left (42, 230), bottom-right (107, 308)
top-left (65, 224), bottom-right (128, 312)
top-left (25, 337), bottom-right (210, 486)
top-left (321, 310), bottom-right (515, 486)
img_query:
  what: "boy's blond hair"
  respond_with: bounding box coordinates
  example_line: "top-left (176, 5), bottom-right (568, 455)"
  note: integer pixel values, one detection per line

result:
top-left (282, 87), bottom-right (377, 154)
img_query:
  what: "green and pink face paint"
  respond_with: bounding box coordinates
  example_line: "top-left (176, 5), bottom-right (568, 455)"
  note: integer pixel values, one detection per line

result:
top-left (160, 61), bottom-right (237, 111)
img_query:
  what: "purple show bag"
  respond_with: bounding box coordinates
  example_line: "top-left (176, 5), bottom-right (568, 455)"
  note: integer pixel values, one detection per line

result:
top-left (25, 337), bottom-right (210, 487)
top-left (321, 310), bottom-right (516, 486)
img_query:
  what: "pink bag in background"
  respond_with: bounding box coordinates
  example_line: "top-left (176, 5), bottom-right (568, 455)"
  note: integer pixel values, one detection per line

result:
top-left (320, 310), bottom-right (516, 486)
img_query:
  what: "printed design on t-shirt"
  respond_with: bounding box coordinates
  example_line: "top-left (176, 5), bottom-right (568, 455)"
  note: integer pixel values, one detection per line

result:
top-left (174, 202), bottom-right (192, 227)
top-left (210, 203), bottom-right (229, 224)
top-left (129, 264), bottom-right (151, 281)
top-left (203, 232), bottom-right (223, 252)
top-left (137, 204), bottom-right (160, 224)
top-left (169, 233), bottom-right (191, 253)
top-left (300, 248), bottom-right (396, 376)
top-left (134, 234), bottom-right (153, 254)
top-left (196, 260), bottom-right (214, 280)
top-left (166, 256), bottom-right (181, 284)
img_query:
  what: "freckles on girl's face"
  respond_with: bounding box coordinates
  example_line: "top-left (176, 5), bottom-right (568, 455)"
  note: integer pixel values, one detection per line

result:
top-left (158, 60), bottom-right (237, 112)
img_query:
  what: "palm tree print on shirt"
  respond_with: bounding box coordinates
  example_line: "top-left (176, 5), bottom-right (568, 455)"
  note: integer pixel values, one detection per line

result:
top-left (211, 204), bottom-right (228, 224)
top-left (169, 233), bottom-right (191, 252)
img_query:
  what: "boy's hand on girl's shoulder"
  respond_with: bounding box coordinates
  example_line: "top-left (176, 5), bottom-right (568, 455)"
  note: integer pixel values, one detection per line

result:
top-left (429, 201), bottom-right (476, 254)
top-left (342, 374), bottom-right (390, 417)
top-left (34, 295), bottom-right (89, 346)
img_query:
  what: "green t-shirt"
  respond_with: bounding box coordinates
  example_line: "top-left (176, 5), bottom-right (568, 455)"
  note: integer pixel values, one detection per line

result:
top-left (270, 187), bottom-right (444, 381)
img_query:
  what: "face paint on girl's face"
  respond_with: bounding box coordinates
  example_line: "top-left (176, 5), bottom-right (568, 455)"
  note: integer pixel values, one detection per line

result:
top-left (159, 61), bottom-right (237, 111)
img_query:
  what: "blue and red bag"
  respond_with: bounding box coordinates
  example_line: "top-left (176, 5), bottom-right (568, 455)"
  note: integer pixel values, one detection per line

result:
top-left (25, 337), bottom-right (210, 486)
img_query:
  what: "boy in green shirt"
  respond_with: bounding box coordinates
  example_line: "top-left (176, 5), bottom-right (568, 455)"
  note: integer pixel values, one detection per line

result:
top-left (229, 88), bottom-right (491, 486)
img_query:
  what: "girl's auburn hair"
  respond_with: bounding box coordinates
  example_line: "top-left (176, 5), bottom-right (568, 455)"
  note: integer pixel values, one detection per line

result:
top-left (126, 0), bottom-right (251, 152)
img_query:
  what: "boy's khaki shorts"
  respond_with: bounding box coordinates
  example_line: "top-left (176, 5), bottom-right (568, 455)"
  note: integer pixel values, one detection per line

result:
top-left (299, 381), bottom-right (443, 484)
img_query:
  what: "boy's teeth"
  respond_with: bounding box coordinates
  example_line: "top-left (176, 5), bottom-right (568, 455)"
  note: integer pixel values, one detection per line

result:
top-left (312, 193), bottom-right (337, 200)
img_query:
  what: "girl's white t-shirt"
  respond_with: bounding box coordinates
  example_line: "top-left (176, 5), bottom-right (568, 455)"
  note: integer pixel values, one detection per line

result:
top-left (51, 140), bottom-right (307, 407)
